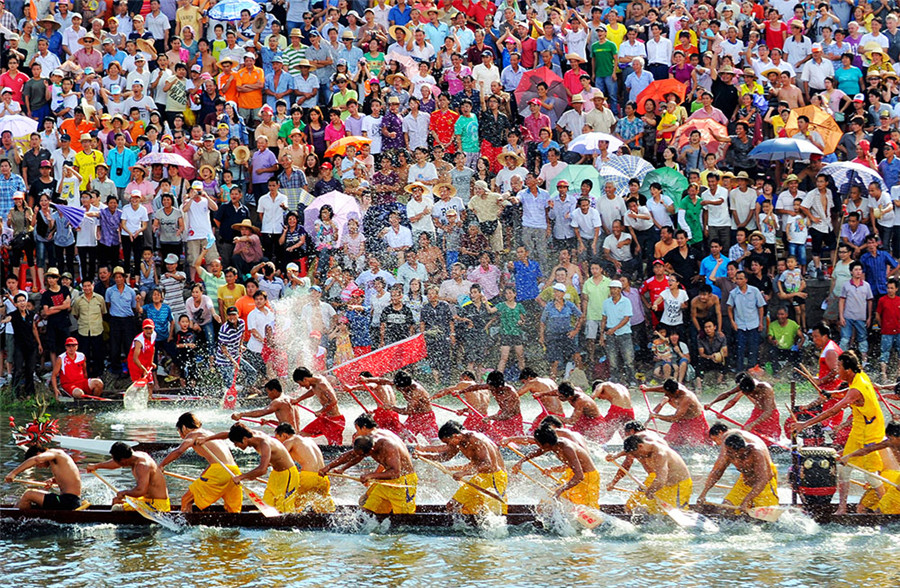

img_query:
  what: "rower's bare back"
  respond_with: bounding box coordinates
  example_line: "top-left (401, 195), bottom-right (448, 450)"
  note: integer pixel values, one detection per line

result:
top-left (534, 378), bottom-right (564, 414)
top-left (48, 449), bottom-right (82, 496)
top-left (554, 438), bottom-right (596, 474)
top-left (460, 432), bottom-right (505, 473)
top-left (285, 435), bottom-right (326, 471)
top-left (373, 437), bottom-right (415, 475)
top-left (464, 389), bottom-right (491, 415)
top-left (189, 431), bottom-right (237, 467)
top-left (258, 436), bottom-right (295, 472)
top-left (132, 452), bottom-right (169, 500)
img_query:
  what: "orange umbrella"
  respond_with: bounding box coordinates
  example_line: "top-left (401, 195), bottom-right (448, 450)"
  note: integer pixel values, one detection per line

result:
top-left (324, 135), bottom-right (372, 158)
top-left (783, 106), bottom-right (841, 155)
top-left (635, 79), bottom-right (687, 114)
top-left (673, 118), bottom-right (728, 153)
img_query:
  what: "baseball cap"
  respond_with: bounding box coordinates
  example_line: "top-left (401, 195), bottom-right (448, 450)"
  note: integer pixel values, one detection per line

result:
top-left (191, 180), bottom-right (204, 190)
top-left (142, 319), bottom-right (155, 329)
top-left (286, 262), bottom-right (299, 272)
top-left (130, 189), bottom-right (142, 198)
top-left (321, 162), bottom-right (333, 170)
top-left (853, 93), bottom-right (865, 102)
top-left (164, 253), bottom-right (179, 264)
top-left (226, 306), bottom-right (239, 315)
top-left (310, 285), bottom-right (323, 293)
top-left (65, 337), bottom-right (79, 346)
top-left (552, 283), bottom-right (567, 292)
top-left (40, 160), bottom-right (51, 167)
top-left (351, 288), bottom-right (365, 297)
top-left (609, 280), bottom-right (623, 289)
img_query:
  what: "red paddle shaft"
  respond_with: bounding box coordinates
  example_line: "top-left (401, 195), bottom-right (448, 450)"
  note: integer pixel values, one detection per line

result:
top-left (453, 392), bottom-right (486, 419)
top-left (706, 406), bottom-right (788, 450)
top-left (295, 402), bottom-right (343, 424)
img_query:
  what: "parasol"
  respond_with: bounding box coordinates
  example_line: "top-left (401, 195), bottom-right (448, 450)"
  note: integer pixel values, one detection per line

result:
top-left (783, 106), bottom-right (841, 155)
top-left (303, 190), bottom-right (362, 243)
top-left (748, 138), bottom-right (823, 161)
top-left (324, 135), bottom-right (372, 158)
top-left (568, 132), bottom-right (624, 156)
top-left (635, 79), bottom-right (687, 114)
top-left (514, 67), bottom-right (567, 121)
top-left (207, 0), bottom-right (261, 21)
top-left (639, 167), bottom-right (689, 204)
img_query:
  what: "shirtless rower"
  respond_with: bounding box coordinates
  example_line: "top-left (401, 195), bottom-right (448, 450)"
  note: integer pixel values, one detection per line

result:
top-left (607, 433), bottom-right (693, 513)
top-left (320, 434), bottom-right (418, 514)
top-left (517, 367), bottom-right (565, 432)
top-left (231, 379), bottom-right (301, 430)
top-left (604, 420), bottom-right (664, 491)
top-left (840, 421), bottom-right (900, 514)
top-left (706, 373), bottom-right (782, 442)
top-left (696, 430), bottom-right (779, 511)
top-left (513, 425), bottom-right (600, 507)
top-left (5, 446), bottom-right (82, 510)
top-left (292, 367), bottom-right (346, 446)
top-left (417, 420), bottom-right (508, 515)
top-left (87, 442), bottom-right (171, 512)
top-left (789, 351), bottom-right (886, 514)
top-left (556, 381), bottom-right (608, 442)
top-left (708, 422), bottom-right (740, 446)
top-left (645, 379), bottom-right (712, 446)
top-left (197, 423), bottom-right (300, 513)
top-left (347, 370), bottom-right (406, 437)
top-left (273, 423), bottom-right (335, 513)
top-left (50, 337), bottom-right (104, 399)
top-left (501, 414), bottom-right (589, 452)
top-left (361, 371), bottom-right (438, 439)
top-left (458, 370), bottom-right (524, 442)
top-left (591, 380), bottom-right (635, 437)
top-left (158, 412), bottom-right (243, 513)
top-left (433, 371), bottom-right (489, 433)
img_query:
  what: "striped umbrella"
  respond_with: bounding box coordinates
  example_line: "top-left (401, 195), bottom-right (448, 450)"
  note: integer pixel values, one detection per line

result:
top-left (601, 155), bottom-right (654, 182)
top-left (596, 164), bottom-right (631, 198)
top-left (54, 203), bottom-right (86, 228)
top-left (207, 0), bottom-right (261, 21)
top-left (819, 161), bottom-right (887, 197)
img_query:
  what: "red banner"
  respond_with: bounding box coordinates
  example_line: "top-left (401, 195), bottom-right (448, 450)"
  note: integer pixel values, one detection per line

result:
top-left (331, 333), bottom-right (427, 385)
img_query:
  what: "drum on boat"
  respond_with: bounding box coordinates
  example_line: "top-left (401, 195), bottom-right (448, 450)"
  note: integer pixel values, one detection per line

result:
top-left (795, 447), bottom-right (837, 506)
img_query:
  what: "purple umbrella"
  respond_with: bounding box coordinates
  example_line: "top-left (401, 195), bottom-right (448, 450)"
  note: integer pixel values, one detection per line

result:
top-left (138, 152), bottom-right (193, 168)
top-left (303, 190), bottom-right (361, 244)
top-left (54, 203), bottom-right (86, 228)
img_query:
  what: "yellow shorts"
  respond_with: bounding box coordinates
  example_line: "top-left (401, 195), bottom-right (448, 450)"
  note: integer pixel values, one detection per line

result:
top-left (860, 469), bottom-right (900, 511)
top-left (561, 469), bottom-right (600, 508)
top-left (296, 470), bottom-right (336, 513)
top-left (362, 473), bottom-right (418, 514)
top-left (450, 470), bottom-right (508, 515)
top-left (626, 473), bottom-right (693, 514)
top-left (124, 496), bottom-right (171, 512)
top-left (189, 463), bottom-right (243, 513)
top-left (844, 436), bottom-right (884, 472)
top-left (263, 465), bottom-right (300, 513)
top-left (725, 464), bottom-right (779, 509)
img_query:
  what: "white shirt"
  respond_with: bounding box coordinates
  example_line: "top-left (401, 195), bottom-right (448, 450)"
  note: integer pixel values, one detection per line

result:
top-left (564, 28), bottom-right (589, 61)
top-left (184, 197), bottom-right (214, 241)
top-left (257, 192), bottom-right (287, 234)
top-left (646, 37), bottom-right (673, 66)
top-left (801, 57), bottom-right (834, 90)
top-left (703, 186), bottom-right (730, 227)
top-left (775, 189), bottom-right (801, 230)
top-left (472, 63), bottom-right (501, 96)
top-left (570, 207), bottom-right (602, 237)
top-left (494, 166), bottom-right (527, 193)
top-left (603, 232), bottom-right (633, 261)
top-left (801, 188), bottom-right (834, 233)
top-left (557, 109), bottom-right (586, 135)
top-left (647, 195), bottom-right (674, 227)
top-left (407, 196), bottom-right (436, 235)
top-left (729, 187), bottom-right (758, 230)
top-left (120, 204), bottom-right (148, 235)
top-left (383, 224), bottom-right (413, 249)
top-left (877, 189), bottom-right (896, 226)
top-left (403, 111), bottom-right (431, 150)
top-left (783, 35), bottom-right (812, 68)
top-left (145, 11), bottom-right (171, 40)
top-left (624, 205), bottom-right (654, 232)
top-left (76, 204), bottom-right (100, 247)
top-left (246, 307), bottom-right (274, 353)
top-left (860, 32), bottom-right (889, 50)
top-left (597, 196), bottom-right (626, 233)
top-left (721, 38), bottom-right (745, 65)
top-left (890, 186), bottom-right (900, 227)
top-left (408, 161), bottom-right (437, 184)
top-left (62, 25), bottom-right (85, 56)
top-left (361, 115), bottom-right (383, 154)
top-left (618, 39), bottom-right (647, 62)
top-left (538, 161), bottom-right (568, 188)
top-left (659, 287), bottom-right (689, 325)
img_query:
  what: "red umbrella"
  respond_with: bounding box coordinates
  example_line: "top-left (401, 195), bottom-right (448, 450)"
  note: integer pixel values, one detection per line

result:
top-left (514, 67), bottom-right (567, 121)
top-left (673, 118), bottom-right (728, 153)
top-left (636, 79), bottom-right (687, 114)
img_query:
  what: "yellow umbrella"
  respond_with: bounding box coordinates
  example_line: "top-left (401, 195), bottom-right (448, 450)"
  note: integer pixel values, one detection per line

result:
top-left (783, 106), bottom-right (841, 155)
top-left (324, 135), bottom-right (372, 158)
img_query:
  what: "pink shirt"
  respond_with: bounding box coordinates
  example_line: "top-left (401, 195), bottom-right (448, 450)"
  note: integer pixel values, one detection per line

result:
top-left (324, 121), bottom-right (346, 143)
top-left (167, 143), bottom-right (197, 180)
top-left (523, 112), bottom-right (551, 143)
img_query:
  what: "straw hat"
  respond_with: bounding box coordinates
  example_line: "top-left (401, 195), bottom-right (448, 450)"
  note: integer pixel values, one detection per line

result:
top-left (498, 150), bottom-right (524, 167)
top-left (865, 43), bottom-right (888, 60)
top-left (218, 56), bottom-right (237, 68)
top-left (78, 33), bottom-right (99, 46)
top-left (129, 163), bottom-right (148, 174)
top-left (386, 73), bottom-right (410, 88)
top-left (565, 53), bottom-right (585, 63)
top-left (433, 183), bottom-right (458, 198)
top-left (231, 219), bottom-right (260, 233)
top-left (233, 145), bottom-right (251, 164)
top-left (297, 58), bottom-right (316, 70)
top-left (389, 25), bottom-right (409, 40)
top-left (45, 267), bottom-right (60, 278)
top-left (761, 67), bottom-right (781, 77)
top-left (38, 15), bottom-right (60, 30)
top-left (135, 38), bottom-right (157, 57)
top-left (873, 205), bottom-right (884, 220)
top-left (781, 173), bottom-right (799, 188)
top-left (112, 265), bottom-right (126, 276)
top-left (404, 181), bottom-right (430, 195)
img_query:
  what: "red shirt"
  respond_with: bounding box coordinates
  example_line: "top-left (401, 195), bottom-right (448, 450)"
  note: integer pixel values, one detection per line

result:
top-left (640, 275), bottom-right (668, 305)
top-left (878, 294), bottom-right (900, 335)
top-left (0, 71), bottom-right (29, 103)
top-left (431, 109), bottom-right (460, 153)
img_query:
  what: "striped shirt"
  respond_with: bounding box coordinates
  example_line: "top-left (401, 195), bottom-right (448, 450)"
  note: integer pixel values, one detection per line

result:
top-left (215, 319), bottom-right (245, 367)
top-left (284, 45), bottom-right (308, 76)
top-left (159, 272), bottom-right (188, 321)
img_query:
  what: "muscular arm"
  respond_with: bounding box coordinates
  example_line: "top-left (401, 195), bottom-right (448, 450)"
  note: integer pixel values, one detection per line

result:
top-left (120, 462), bottom-right (151, 498)
top-left (553, 446), bottom-right (584, 498)
top-left (157, 438), bottom-right (196, 469)
top-left (696, 449), bottom-right (730, 502)
top-left (237, 441), bottom-right (271, 482)
top-left (740, 454), bottom-right (774, 507)
top-left (320, 450), bottom-right (366, 475)
top-left (706, 384), bottom-right (740, 409)
top-left (791, 387), bottom-right (861, 432)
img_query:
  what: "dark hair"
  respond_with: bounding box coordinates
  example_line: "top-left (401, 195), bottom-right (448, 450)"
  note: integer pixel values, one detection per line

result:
top-left (838, 351), bottom-right (861, 373)
top-left (353, 435), bottom-right (375, 454)
top-left (486, 370), bottom-right (504, 388)
top-left (293, 367), bottom-right (313, 382)
top-left (886, 421), bottom-right (900, 438)
top-left (355, 413), bottom-right (377, 430)
top-left (663, 379), bottom-right (678, 394)
top-left (724, 433), bottom-right (747, 450)
top-left (265, 379), bottom-right (282, 393)
top-left (534, 425), bottom-right (558, 446)
top-left (24, 445), bottom-right (47, 459)
top-left (623, 420), bottom-right (645, 435)
top-left (623, 435), bottom-right (643, 452)
top-left (228, 422), bottom-right (253, 444)
top-left (438, 420), bottom-right (465, 441)
top-left (709, 422), bottom-right (729, 437)
top-left (541, 414), bottom-right (564, 428)
top-left (393, 370), bottom-right (413, 388)
top-left (558, 381), bottom-right (576, 398)
top-left (110, 441), bottom-right (133, 461)
top-left (175, 412), bottom-right (201, 431)
top-left (813, 322), bottom-right (831, 338)
top-left (275, 423), bottom-right (296, 436)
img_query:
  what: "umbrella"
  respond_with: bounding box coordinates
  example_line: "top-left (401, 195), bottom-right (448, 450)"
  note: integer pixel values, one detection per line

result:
top-left (385, 50), bottom-right (419, 79)
top-left (568, 132), bottom-right (624, 156)
top-left (596, 165), bottom-right (631, 198)
top-left (138, 152), bottom-right (193, 167)
top-left (303, 190), bottom-right (361, 243)
top-left (819, 161), bottom-right (888, 196)
top-left (514, 67), bottom-right (567, 121)
top-left (639, 167), bottom-right (689, 204)
top-left (0, 114), bottom-right (38, 139)
top-left (635, 79), bottom-right (687, 114)
top-left (673, 118), bottom-right (727, 153)
top-left (207, 0), bottom-right (261, 21)
top-left (601, 154), bottom-right (654, 181)
top-left (783, 106), bottom-right (841, 155)
top-left (53, 203), bottom-right (86, 228)
top-left (324, 135), bottom-right (372, 158)
top-left (748, 138), bottom-right (823, 161)
top-left (286, 187), bottom-right (315, 213)
top-left (548, 165), bottom-right (603, 200)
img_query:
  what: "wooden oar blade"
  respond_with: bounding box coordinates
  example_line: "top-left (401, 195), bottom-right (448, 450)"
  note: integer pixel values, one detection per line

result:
top-left (122, 497), bottom-right (182, 531)
top-left (746, 506), bottom-right (786, 523)
top-left (243, 487), bottom-right (281, 518)
top-left (658, 500), bottom-right (719, 532)
top-left (571, 505), bottom-right (606, 529)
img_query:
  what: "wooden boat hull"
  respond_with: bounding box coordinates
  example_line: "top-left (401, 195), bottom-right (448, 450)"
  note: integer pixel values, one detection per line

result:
top-left (2, 504), bottom-right (898, 530)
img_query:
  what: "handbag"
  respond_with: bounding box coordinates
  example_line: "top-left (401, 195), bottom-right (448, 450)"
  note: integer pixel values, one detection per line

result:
top-left (479, 219), bottom-right (498, 235)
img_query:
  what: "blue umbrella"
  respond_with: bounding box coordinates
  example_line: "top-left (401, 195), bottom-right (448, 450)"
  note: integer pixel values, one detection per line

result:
top-left (208, 0), bottom-right (261, 21)
top-left (54, 203), bottom-right (86, 228)
top-left (596, 164), bottom-right (631, 198)
top-left (819, 161), bottom-right (887, 196)
top-left (748, 138), bottom-right (823, 161)
top-left (601, 155), bottom-right (654, 182)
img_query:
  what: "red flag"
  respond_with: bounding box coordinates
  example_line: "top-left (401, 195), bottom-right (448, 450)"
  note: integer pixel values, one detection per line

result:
top-left (331, 333), bottom-right (427, 385)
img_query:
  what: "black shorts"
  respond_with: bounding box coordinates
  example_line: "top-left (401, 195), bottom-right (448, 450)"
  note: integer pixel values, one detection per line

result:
top-left (42, 492), bottom-right (81, 510)
top-left (44, 325), bottom-right (71, 355)
top-left (809, 228), bottom-right (836, 253)
top-left (499, 333), bottom-right (523, 347)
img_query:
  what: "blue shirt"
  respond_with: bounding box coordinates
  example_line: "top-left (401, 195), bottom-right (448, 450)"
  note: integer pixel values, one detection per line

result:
top-left (517, 188), bottom-right (550, 229)
top-left (106, 147), bottom-right (138, 189)
top-left (699, 254), bottom-right (729, 296)
top-left (105, 284), bottom-right (138, 317)
top-left (423, 22), bottom-right (449, 51)
top-left (500, 63), bottom-right (525, 91)
top-left (602, 296), bottom-right (633, 335)
top-left (512, 259), bottom-right (543, 301)
top-left (346, 307), bottom-right (372, 347)
top-left (860, 248), bottom-right (898, 296)
top-left (388, 4), bottom-right (412, 26)
top-left (536, 36), bottom-right (564, 67)
top-left (879, 157), bottom-right (900, 189)
top-left (337, 45), bottom-right (365, 73)
top-left (143, 303), bottom-right (173, 341)
top-left (0, 172), bottom-right (26, 218)
top-left (541, 299), bottom-right (582, 335)
top-left (103, 51), bottom-right (128, 72)
top-left (264, 70), bottom-right (296, 109)
top-left (727, 285), bottom-right (766, 330)
top-left (626, 69), bottom-right (655, 102)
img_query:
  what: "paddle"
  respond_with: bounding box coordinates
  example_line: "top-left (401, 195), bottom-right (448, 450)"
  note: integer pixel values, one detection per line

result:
top-left (845, 463), bottom-right (900, 490)
top-left (640, 385), bottom-right (662, 432)
top-left (11, 477), bottom-right (55, 488)
top-left (505, 443), bottom-right (562, 483)
top-left (874, 388), bottom-right (898, 419)
top-left (295, 402), bottom-right (345, 425)
top-left (342, 384), bottom-right (373, 414)
top-left (240, 417), bottom-right (278, 427)
top-left (162, 471), bottom-right (196, 482)
top-left (415, 454), bottom-right (506, 504)
top-left (91, 471), bottom-right (180, 531)
top-left (222, 346), bottom-right (243, 410)
top-left (431, 402), bottom-right (465, 415)
top-left (328, 472), bottom-right (415, 489)
top-left (509, 460), bottom-right (609, 529)
top-left (713, 501), bottom-right (788, 523)
top-left (204, 452), bottom-right (281, 518)
top-left (705, 406), bottom-right (790, 450)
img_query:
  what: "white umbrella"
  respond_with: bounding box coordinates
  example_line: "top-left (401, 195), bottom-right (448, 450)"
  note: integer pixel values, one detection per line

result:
top-left (0, 114), bottom-right (38, 139)
top-left (568, 132), bottom-right (624, 155)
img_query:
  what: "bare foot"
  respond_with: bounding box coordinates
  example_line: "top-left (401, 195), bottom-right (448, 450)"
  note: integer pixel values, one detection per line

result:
top-left (834, 508), bottom-right (848, 515)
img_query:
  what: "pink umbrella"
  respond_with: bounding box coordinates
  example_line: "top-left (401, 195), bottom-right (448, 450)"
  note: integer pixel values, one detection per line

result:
top-left (303, 190), bottom-right (361, 243)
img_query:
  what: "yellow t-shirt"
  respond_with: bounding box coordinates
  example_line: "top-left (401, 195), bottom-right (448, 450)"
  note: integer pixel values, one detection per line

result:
top-left (217, 283), bottom-right (246, 311)
top-left (73, 149), bottom-right (105, 190)
top-left (175, 5), bottom-right (204, 36)
top-left (606, 23), bottom-right (626, 48)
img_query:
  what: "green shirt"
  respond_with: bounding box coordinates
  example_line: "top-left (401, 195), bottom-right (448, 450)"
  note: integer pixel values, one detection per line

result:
top-left (679, 196), bottom-right (705, 245)
top-left (591, 40), bottom-right (617, 78)
top-left (365, 51), bottom-right (385, 76)
top-left (768, 318), bottom-right (800, 350)
top-left (497, 301), bottom-right (527, 335)
top-left (454, 114), bottom-right (480, 153)
top-left (284, 45), bottom-right (308, 75)
top-left (279, 119), bottom-right (307, 143)
top-left (582, 276), bottom-right (610, 321)
top-left (332, 89), bottom-right (359, 121)
top-left (199, 267), bottom-right (227, 307)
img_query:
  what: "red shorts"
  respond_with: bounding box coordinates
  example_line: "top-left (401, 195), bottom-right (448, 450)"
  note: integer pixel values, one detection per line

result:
top-left (62, 380), bottom-right (90, 397)
top-left (529, 408), bottom-right (565, 433)
top-left (664, 413), bottom-right (712, 446)
top-left (301, 414), bottom-right (346, 445)
top-left (747, 406), bottom-right (782, 440)
top-left (373, 407), bottom-right (407, 438)
top-left (605, 404), bottom-right (635, 426)
top-left (353, 346), bottom-right (372, 357)
top-left (463, 412), bottom-right (490, 434)
top-left (574, 414), bottom-right (611, 443)
top-left (405, 411), bottom-right (438, 439)
top-left (488, 414), bottom-right (524, 443)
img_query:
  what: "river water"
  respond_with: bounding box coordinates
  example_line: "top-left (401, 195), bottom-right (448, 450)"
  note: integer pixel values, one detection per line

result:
top-left (3, 399), bottom-right (900, 587)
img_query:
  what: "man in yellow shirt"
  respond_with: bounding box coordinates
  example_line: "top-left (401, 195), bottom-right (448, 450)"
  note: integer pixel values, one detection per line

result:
top-left (235, 52), bottom-right (265, 126)
top-left (175, 0), bottom-right (203, 37)
top-left (73, 135), bottom-right (105, 190)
